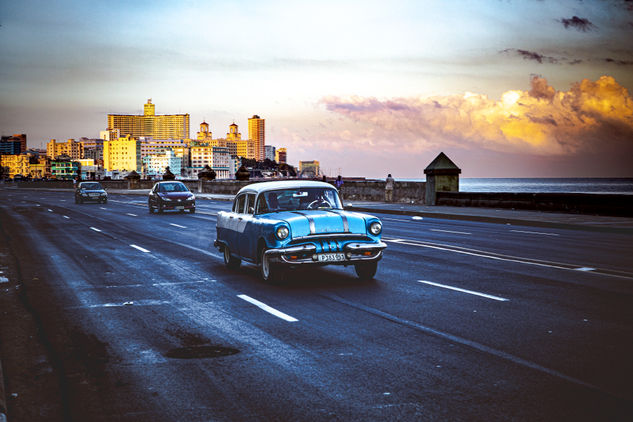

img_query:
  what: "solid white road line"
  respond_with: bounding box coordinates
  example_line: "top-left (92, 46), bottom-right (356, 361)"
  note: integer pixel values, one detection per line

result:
top-left (417, 280), bottom-right (509, 302)
top-left (384, 238), bottom-right (570, 270)
top-left (89, 227), bottom-right (102, 232)
top-left (237, 294), bottom-right (299, 322)
top-left (430, 229), bottom-right (471, 235)
top-left (126, 213), bottom-right (138, 217)
top-left (130, 244), bottom-right (150, 253)
top-left (169, 223), bottom-right (187, 229)
top-left (510, 229), bottom-right (559, 237)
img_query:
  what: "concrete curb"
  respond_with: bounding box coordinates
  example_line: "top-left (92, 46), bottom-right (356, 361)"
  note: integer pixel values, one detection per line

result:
top-left (0, 358), bottom-right (7, 422)
top-left (345, 206), bottom-right (633, 235)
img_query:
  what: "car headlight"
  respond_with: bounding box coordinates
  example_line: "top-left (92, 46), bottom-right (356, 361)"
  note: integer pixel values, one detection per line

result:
top-left (369, 221), bottom-right (382, 235)
top-left (189, 194), bottom-right (195, 200)
top-left (276, 226), bottom-right (289, 240)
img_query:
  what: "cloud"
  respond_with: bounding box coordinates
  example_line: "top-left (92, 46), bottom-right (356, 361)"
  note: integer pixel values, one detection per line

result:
top-left (560, 16), bottom-right (596, 31)
top-left (500, 49), bottom-right (633, 66)
top-left (501, 49), bottom-right (558, 64)
top-left (321, 75), bottom-right (633, 157)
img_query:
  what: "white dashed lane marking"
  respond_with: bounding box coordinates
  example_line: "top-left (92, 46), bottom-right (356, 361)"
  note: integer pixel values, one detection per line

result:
top-left (238, 294), bottom-right (299, 322)
top-left (430, 229), bottom-right (471, 235)
top-left (90, 227), bottom-right (102, 232)
top-left (126, 213), bottom-right (138, 217)
top-left (510, 229), bottom-right (559, 237)
top-left (169, 223), bottom-right (187, 229)
top-left (130, 244), bottom-right (150, 253)
top-left (417, 280), bottom-right (509, 302)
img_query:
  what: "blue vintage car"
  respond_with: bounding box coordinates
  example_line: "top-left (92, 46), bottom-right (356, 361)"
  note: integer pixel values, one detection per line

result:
top-left (214, 180), bottom-right (386, 282)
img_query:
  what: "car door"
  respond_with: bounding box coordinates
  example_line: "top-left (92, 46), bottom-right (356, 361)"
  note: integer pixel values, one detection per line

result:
top-left (238, 193), bottom-right (257, 259)
top-left (222, 193), bottom-right (246, 253)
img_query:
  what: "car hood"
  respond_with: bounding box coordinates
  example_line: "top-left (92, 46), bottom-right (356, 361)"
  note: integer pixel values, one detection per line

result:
top-left (272, 210), bottom-right (369, 237)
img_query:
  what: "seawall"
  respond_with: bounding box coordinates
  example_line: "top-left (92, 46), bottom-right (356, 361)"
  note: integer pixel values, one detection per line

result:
top-left (13, 180), bottom-right (633, 217)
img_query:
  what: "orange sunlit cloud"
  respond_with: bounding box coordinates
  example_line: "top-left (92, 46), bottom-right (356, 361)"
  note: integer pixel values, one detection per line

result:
top-left (321, 75), bottom-right (633, 156)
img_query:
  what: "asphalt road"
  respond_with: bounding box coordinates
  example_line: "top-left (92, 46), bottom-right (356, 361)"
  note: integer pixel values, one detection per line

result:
top-left (1, 188), bottom-right (632, 421)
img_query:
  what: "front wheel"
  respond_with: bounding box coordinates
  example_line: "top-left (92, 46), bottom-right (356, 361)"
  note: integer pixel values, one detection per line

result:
top-left (355, 261), bottom-right (377, 280)
top-left (158, 202), bottom-right (164, 214)
top-left (223, 246), bottom-right (241, 269)
top-left (260, 247), bottom-right (285, 284)
top-left (189, 208), bottom-right (195, 214)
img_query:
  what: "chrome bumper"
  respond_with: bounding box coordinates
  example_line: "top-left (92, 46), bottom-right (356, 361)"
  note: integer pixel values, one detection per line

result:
top-left (266, 241), bottom-right (387, 265)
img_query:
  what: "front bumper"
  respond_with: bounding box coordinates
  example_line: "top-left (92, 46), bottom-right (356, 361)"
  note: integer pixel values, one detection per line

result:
top-left (161, 201), bottom-right (195, 210)
top-left (265, 241), bottom-right (387, 265)
top-left (79, 193), bottom-right (107, 201)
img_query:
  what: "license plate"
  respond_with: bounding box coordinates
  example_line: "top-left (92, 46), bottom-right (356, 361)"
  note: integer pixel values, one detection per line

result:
top-left (317, 253), bottom-right (346, 262)
top-left (89, 193), bottom-right (100, 197)
top-left (175, 206), bottom-right (184, 210)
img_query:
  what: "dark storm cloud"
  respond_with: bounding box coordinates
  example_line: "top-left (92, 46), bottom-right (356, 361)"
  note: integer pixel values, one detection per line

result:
top-left (559, 16), bottom-right (596, 31)
top-left (501, 49), bottom-right (633, 67)
top-left (501, 49), bottom-right (558, 64)
top-left (604, 57), bottom-right (633, 65)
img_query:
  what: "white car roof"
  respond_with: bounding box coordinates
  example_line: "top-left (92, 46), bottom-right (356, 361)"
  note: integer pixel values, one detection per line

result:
top-left (236, 180), bottom-right (336, 195)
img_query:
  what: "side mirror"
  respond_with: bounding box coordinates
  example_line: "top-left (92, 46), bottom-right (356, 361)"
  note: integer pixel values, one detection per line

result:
top-left (248, 206), bottom-right (255, 214)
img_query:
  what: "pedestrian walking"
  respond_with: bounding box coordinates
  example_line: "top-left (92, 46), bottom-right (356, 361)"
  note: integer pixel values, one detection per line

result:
top-left (335, 175), bottom-right (343, 189)
top-left (385, 173), bottom-right (395, 202)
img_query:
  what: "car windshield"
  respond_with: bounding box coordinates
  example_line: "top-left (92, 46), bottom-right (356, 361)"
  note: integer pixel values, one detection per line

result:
top-left (257, 188), bottom-right (343, 213)
top-left (81, 183), bottom-right (102, 190)
top-left (158, 183), bottom-right (188, 193)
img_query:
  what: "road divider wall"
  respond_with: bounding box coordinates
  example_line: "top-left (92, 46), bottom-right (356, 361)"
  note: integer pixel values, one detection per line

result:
top-left (436, 191), bottom-right (633, 217)
top-left (13, 180), bottom-right (633, 216)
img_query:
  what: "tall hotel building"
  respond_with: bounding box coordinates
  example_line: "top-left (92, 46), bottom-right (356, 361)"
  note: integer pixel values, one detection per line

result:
top-left (248, 115), bottom-right (265, 161)
top-left (107, 99), bottom-right (190, 140)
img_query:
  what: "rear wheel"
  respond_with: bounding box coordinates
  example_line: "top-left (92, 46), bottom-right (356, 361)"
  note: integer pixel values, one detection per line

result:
top-left (223, 245), bottom-right (241, 269)
top-left (260, 247), bottom-right (285, 284)
top-left (355, 261), bottom-right (377, 280)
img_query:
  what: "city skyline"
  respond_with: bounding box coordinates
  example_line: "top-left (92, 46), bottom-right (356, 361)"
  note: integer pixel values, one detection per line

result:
top-left (1, 0), bottom-right (632, 177)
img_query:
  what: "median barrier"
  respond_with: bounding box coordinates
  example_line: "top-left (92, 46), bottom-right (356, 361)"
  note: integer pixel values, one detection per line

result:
top-left (436, 191), bottom-right (633, 217)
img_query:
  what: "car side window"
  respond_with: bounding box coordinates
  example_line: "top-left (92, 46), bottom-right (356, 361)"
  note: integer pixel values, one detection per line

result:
top-left (255, 194), bottom-right (268, 214)
top-left (246, 194), bottom-right (256, 215)
top-left (233, 194), bottom-right (246, 213)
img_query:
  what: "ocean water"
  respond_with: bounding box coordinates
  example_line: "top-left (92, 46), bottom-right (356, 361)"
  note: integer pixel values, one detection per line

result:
top-left (397, 178), bottom-right (633, 194)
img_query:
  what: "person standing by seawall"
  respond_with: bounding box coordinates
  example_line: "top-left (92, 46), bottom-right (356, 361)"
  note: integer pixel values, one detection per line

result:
top-left (385, 173), bottom-right (395, 202)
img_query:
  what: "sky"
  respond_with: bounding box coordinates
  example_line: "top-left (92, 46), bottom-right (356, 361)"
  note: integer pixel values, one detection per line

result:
top-left (1, 0), bottom-right (632, 178)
